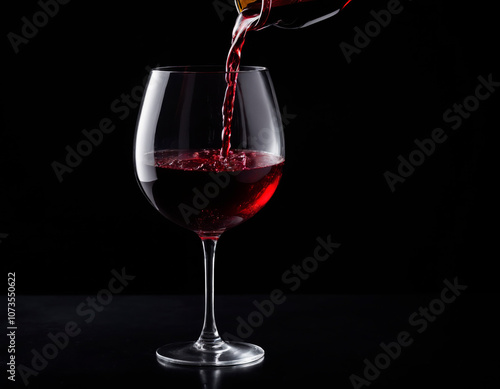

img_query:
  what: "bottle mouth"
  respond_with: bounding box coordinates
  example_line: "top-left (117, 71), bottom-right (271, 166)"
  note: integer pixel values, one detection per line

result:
top-left (235, 0), bottom-right (272, 30)
top-left (235, 0), bottom-right (250, 13)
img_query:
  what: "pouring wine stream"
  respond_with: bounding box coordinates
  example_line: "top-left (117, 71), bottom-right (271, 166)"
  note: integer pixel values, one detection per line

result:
top-left (221, 0), bottom-right (272, 158)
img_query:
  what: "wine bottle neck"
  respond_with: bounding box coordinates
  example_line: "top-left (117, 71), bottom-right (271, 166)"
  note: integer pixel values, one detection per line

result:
top-left (236, 0), bottom-right (351, 30)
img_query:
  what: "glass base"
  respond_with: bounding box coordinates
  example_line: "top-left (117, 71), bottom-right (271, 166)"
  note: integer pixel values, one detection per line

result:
top-left (156, 341), bottom-right (264, 366)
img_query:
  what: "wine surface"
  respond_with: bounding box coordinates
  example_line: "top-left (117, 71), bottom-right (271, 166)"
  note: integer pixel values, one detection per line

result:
top-left (139, 149), bottom-right (284, 235)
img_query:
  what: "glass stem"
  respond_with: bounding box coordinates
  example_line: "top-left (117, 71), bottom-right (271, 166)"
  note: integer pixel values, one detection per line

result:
top-left (195, 236), bottom-right (225, 351)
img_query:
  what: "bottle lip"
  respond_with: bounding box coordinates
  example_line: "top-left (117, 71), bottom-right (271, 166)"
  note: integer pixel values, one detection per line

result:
top-left (235, 0), bottom-right (244, 13)
top-left (151, 65), bottom-right (268, 74)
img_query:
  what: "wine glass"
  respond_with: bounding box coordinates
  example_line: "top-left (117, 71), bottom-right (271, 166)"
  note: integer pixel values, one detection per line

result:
top-left (133, 65), bottom-right (285, 366)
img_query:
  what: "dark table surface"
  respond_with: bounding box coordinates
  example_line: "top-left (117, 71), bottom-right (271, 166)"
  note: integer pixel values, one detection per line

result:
top-left (11, 293), bottom-right (497, 388)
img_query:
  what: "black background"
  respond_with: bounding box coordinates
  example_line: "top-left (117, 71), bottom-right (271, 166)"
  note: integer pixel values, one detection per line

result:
top-left (2, 0), bottom-right (498, 296)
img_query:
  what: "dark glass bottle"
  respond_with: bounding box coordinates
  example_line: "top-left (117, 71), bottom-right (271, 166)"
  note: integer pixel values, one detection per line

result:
top-left (235, 0), bottom-right (352, 29)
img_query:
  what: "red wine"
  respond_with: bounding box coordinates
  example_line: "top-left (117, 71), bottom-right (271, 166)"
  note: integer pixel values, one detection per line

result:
top-left (138, 149), bottom-right (284, 236)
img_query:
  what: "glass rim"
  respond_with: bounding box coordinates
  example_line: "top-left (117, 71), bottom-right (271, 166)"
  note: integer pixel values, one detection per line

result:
top-left (151, 65), bottom-right (268, 74)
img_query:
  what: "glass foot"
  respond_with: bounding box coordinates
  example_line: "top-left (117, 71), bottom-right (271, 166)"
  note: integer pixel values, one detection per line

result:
top-left (156, 341), bottom-right (264, 366)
